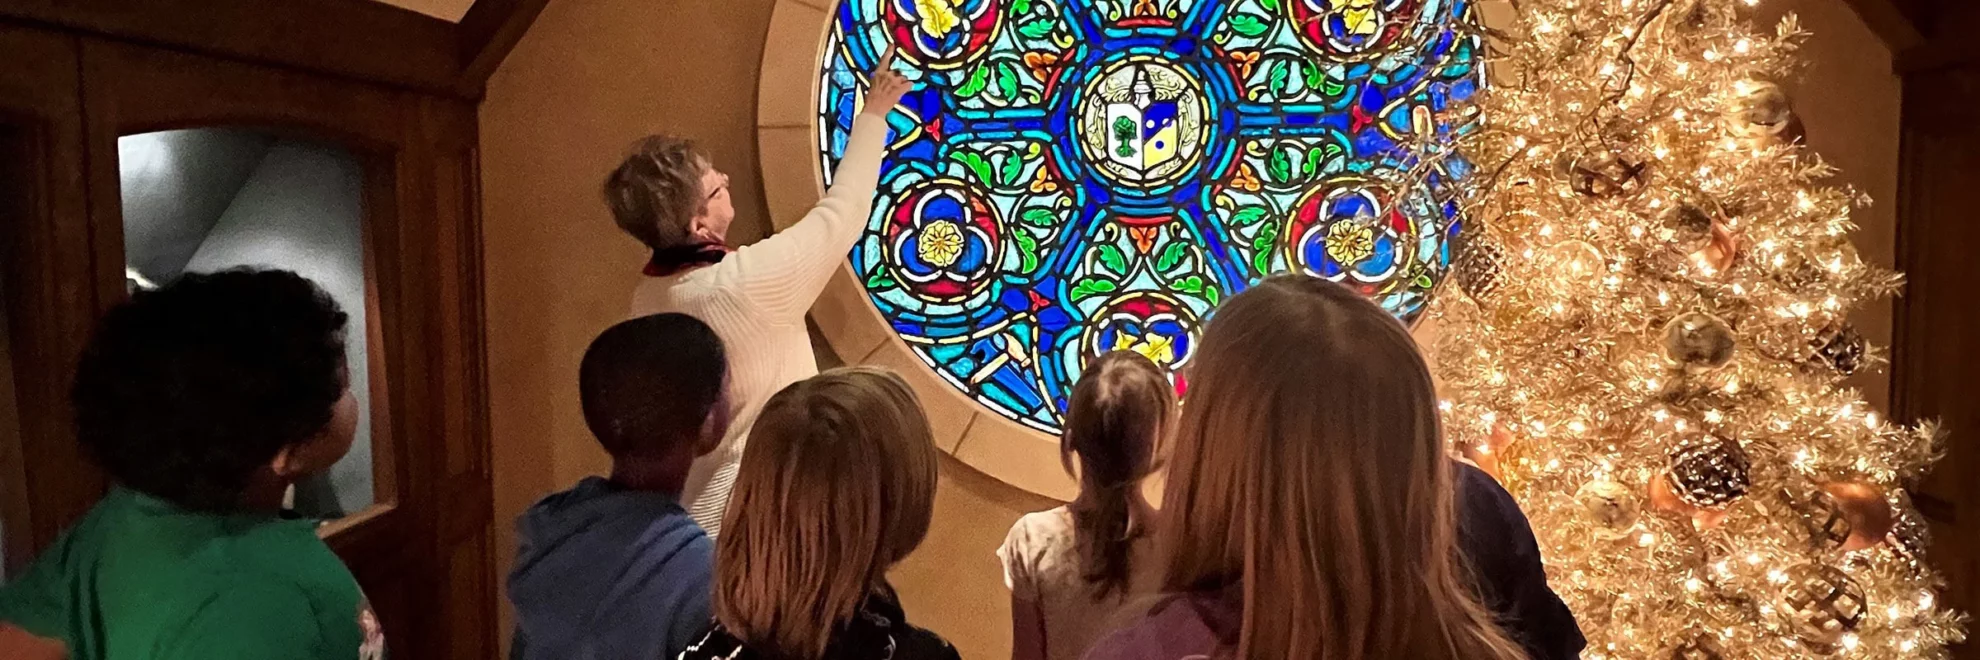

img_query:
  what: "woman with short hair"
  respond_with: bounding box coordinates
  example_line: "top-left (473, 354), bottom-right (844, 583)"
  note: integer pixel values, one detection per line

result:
top-left (602, 50), bottom-right (912, 535)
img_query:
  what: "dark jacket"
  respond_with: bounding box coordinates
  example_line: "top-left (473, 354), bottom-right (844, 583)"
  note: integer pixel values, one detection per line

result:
top-left (678, 586), bottom-right (958, 660)
top-left (1454, 461), bottom-right (1586, 660)
top-left (508, 477), bottom-right (714, 660)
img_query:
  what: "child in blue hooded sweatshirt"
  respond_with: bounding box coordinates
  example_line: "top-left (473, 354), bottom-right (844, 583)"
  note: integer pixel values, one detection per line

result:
top-left (507, 313), bottom-right (730, 660)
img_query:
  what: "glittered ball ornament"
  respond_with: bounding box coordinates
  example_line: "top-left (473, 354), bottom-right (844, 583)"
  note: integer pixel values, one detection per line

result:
top-left (1666, 436), bottom-right (1750, 508)
top-left (1777, 564), bottom-right (1868, 648)
top-left (1811, 323), bottom-right (1867, 376)
top-left (1576, 480), bottom-right (1641, 540)
top-left (1662, 312), bottom-right (1737, 373)
top-left (1453, 240), bottom-right (1507, 301)
top-left (1886, 496), bottom-right (1932, 569)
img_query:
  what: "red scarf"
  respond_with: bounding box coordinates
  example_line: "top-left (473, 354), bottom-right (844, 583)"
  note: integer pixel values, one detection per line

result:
top-left (642, 242), bottom-right (731, 277)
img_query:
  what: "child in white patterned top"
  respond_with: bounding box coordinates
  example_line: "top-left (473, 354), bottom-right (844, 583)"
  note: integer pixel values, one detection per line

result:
top-left (999, 351), bottom-right (1174, 660)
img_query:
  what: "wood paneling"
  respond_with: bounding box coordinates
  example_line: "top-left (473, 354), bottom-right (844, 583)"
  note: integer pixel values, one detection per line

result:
top-left (0, 22), bottom-right (499, 657)
top-left (456, 0), bottom-right (553, 98)
top-left (1889, 5), bottom-right (1980, 655)
top-left (0, 0), bottom-right (460, 96)
top-left (0, 25), bottom-right (103, 564)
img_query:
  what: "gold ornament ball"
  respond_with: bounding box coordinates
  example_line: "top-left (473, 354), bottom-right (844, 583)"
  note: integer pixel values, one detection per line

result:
top-left (1662, 312), bottom-right (1737, 373)
top-left (1823, 482), bottom-right (1895, 552)
top-left (1777, 563), bottom-right (1868, 648)
top-left (1736, 82), bottom-right (1793, 129)
top-left (1576, 480), bottom-right (1641, 540)
top-left (1648, 469), bottom-right (1694, 514)
top-left (1663, 203), bottom-right (1717, 253)
top-left (1544, 239), bottom-right (1607, 280)
top-left (1732, 81), bottom-right (1807, 146)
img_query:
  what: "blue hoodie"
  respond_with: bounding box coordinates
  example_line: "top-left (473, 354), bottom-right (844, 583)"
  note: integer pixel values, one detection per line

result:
top-left (508, 477), bottom-right (714, 660)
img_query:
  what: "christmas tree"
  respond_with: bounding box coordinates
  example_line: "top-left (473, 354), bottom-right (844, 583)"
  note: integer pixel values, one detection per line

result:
top-left (1429, 0), bottom-right (1967, 656)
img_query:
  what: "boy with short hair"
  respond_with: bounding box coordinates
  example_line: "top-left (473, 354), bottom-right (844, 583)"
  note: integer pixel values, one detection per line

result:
top-left (507, 313), bottom-right (730, 660)
top-left (0, 268), bottom-right (383, 660)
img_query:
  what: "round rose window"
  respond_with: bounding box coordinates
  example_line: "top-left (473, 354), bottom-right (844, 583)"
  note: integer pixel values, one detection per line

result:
top-left (815, 0), bottom-right (1481, 433)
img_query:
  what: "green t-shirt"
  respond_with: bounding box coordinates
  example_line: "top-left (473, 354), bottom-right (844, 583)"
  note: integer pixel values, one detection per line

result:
top-left (0, 488), bottom-right (385, 660)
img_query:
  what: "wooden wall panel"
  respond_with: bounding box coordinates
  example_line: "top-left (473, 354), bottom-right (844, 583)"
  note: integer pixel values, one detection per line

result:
top-left (1891, 19), bottom-right (1980, 654)
top-left (0, 25), bottom-right (102, 564)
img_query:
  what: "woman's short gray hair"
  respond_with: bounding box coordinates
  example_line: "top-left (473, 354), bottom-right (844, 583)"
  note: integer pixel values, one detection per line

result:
top-left (603, 135), bottom-right (707, 251)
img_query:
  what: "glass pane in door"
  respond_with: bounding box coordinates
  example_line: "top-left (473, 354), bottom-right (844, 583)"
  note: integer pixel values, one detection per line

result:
top-left (118, 128), bottom-right (375, 520)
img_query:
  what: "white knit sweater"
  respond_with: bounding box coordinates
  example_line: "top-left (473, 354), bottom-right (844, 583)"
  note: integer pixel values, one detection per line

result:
top-left (629, 113), bottom-right (889, 536)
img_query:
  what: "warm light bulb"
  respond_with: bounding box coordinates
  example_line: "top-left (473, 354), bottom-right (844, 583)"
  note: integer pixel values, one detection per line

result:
top-left (1734, 39), bottom-right (1752, 54)
top-left (1638, 532), bottom-right (1656, 546)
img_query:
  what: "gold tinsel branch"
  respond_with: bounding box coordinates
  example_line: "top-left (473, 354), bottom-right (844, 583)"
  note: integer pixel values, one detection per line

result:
top-left (1430, 0), bottom-right (1967, 656)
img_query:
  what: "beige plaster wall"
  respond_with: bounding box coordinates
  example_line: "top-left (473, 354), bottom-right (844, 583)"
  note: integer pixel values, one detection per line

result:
top-left (478, 1), bottom-right (1901, 658)
top-left (1754, 0), bottom-right (1904, 412)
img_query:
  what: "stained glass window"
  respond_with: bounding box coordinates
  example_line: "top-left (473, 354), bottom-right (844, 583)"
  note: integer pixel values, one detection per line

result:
top-left (818, 0), bottom-right (1481, 432)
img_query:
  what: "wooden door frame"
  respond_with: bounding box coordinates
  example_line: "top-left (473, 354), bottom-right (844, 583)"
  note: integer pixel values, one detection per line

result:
top-left (0, 25), bottom-right (101, 572)
top-left (0, 0), bottom-right (548, 100)
top-left (1844, 1), bottom-right (1980, 656)
top-left (0, 35), bottom-right (503, 659)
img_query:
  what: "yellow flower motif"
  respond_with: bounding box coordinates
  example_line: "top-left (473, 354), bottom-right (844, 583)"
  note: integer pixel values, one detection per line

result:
top-left (918, 220), bottom-right (966, 268)
top-left (1325, 221), bottom-right (1376, 266)
top-left (915, 0), bottom-right (962, 39)
top-left (1329, 0), bottom-right (1380, 36)
top-left (1114, 332), bottom-right (1176, 366)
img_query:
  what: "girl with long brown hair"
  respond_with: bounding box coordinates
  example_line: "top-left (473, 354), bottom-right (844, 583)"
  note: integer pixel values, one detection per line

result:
top-left (678, 367), bottom-right (958, 660)
top-left (1086, 274), bottom-right (1553, 660)
top-left (999, 351), bottom-right (1174, 660)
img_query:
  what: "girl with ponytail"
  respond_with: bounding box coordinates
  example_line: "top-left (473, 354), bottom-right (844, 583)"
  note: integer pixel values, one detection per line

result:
top-left (998, 351), bottom-right (1174, 660)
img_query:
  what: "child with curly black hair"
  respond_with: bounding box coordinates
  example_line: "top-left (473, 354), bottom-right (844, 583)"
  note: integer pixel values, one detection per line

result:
top-left (0, 268), bottom-right (384, 660)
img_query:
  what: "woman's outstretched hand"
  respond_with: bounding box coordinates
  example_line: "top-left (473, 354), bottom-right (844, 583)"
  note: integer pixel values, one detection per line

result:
top-left (861, 47), bottom-right (912, 119)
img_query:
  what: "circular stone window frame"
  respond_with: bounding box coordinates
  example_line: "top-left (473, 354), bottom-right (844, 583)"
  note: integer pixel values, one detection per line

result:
top-left (756, 0), bottom-right (1498, 499)
top-left (756, 0), bottom-right (1077, 500)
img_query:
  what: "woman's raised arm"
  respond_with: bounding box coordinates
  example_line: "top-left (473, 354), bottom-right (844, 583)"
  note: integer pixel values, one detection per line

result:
top-left (730, 48), bottom-right (913, 320)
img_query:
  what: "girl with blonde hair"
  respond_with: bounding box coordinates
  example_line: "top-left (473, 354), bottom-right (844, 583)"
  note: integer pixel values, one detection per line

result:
top-left (679, 367), bottom-right (959, 660)
top-left (999, 351), bottom-right (1174, 660)
top-left (1086, 274), bottom-right (1562, 660)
